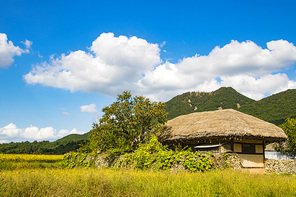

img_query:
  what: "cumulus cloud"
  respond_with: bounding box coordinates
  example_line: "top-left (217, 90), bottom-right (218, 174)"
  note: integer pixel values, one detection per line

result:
top-left (24, 33), bottom-right (296, 101)
top-left (138, 40), bottom-right (296, 100)
top-left (80, 104), bottom-right (98, 113)
top-left (0, 123), bottom-right (84, 142)
top-left (0, 33), bottom-right (31, 68)
top-left (24, 33), bottom-right (161, 95)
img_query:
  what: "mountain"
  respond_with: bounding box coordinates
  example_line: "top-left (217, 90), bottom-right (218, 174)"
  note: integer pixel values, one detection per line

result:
top-left (165, 87), bottom-right (296, 126)
top-left (165, 87), bottom-right (255, 120)
top-left (239, 89), bottom-right (296, 125)
top-left (3, 87), bottom-right (295, 154)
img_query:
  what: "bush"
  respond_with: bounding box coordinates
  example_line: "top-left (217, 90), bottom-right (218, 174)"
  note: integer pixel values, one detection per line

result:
top-left (120, 135), bottom-right (213, 172)
top-left (62, 152), bottom-right (94, 168)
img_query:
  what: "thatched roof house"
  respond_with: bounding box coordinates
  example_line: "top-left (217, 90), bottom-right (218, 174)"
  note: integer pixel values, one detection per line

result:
top-left (160, 109), bottom-right (288, 168)
top-left (161, 109), bottom-right (287, 144)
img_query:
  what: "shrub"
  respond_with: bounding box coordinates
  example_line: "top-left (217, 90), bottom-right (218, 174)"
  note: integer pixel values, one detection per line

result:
top-left (120, 135), bottom-right (213, 172)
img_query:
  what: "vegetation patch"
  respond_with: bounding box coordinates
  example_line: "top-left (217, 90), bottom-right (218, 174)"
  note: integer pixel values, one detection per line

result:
top-left (0, 154), bottom-right (64, 170)
top-left (1, 168), bottom-right (296, 197)
top-left (63, 135), bottom-right (214, 172)
top-left (118, 135), bottom-right (212, 172)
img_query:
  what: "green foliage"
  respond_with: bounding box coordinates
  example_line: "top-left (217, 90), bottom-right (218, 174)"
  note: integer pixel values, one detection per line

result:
top-left (277, 118), bottom-right (296, 157)
top-left (0, 138), bottom-right (89, 155)
top-left (121, 135), bottom-right (212, 172)
top-left (61, 152), bottom-right (93, 168)
top-left (239, 89), bottom-right (296, 125)
top-left (165, 87), bottom-right (296, 126)
top-left (223, 153), bottom-right (230, 168)
top-left (165, 87), bottom-right (254, 120)
top-left (87, 91), bottom-right (167, 152)
top-left (55, 133), bottom-right (89, 143)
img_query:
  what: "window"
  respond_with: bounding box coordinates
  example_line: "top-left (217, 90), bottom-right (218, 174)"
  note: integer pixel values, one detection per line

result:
top-left (242, 144), bottom-right (255, 154)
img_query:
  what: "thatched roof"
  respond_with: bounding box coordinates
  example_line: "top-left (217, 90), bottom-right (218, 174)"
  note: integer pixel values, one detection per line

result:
top-left (160, 109), bottom-right (287, 143)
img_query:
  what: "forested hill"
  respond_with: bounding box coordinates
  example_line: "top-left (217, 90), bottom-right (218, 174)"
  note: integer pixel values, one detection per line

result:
top-left (165, 87), bottom-right (296, 126)
top-left (2, 88), bottom-right (295, 154)
top-left (165, 87), bottom-right (255, 120)
top-left (55, 133), bottom-right (89, 143)
top-left (239, 89), bottom-right (296, 125)
top-left (0, 133), bottom-right (89, 154)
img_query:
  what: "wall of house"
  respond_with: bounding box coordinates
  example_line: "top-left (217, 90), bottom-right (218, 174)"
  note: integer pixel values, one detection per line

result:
top-left (238, 154), bottom-right (264, 168)
top-left (220, 142), bottom-right (232, 153)
top-left (265, 151), bottom-right (294, 160)
top-left (233, 139), bottom-right (264, 168)
top-left (265, 159), bottom-right (296, 174)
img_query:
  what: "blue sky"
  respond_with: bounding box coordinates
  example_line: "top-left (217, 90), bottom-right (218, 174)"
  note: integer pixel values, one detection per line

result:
top-left (1, 0), bottom-right (296, 143)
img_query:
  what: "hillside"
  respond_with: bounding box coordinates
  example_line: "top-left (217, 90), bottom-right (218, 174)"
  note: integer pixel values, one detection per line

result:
top-left (3, 87), bottom-right (295, 154)
top-left (55, 133), bottom-right (89, 143)
top-left (239, 89), bottom-right (296, 125)
top-left (165, 87), bottom-right (296, 126)
top-left (165, 87), bottom-right (255, 120)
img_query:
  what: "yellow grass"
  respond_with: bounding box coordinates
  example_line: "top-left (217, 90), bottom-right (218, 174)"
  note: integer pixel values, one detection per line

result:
top-left (0, 154), bottom-right (64, 170)
top-left (1, 154), bottom-right (296, 196)
top-left (0, 153), bottom-right (63, 162)
top-left (0, 168), bottom-right (296, 197)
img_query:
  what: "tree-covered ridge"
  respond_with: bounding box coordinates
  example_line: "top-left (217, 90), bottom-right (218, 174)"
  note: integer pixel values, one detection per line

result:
top-left (55, 133), bottom-right (89, 143)
top-left (3, 88), bottom-right (296, 154)
top-left (165, 87), bottom-right (296, 126)
top-left (165, 87), bottom-right (255, 120)
top-left (239, 89), bottom-right (296, 125)
top-left (0, 134), bottom-right (89, 154)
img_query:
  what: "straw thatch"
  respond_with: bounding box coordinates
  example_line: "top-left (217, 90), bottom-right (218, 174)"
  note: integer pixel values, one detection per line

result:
top-left (160, 109), bottom-right (287, 144)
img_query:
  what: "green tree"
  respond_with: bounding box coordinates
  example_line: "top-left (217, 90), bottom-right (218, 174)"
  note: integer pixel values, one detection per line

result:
top-left (277, 118), bottom-right (296, 157)
top-left (87, 91), bottom-right (167, 152)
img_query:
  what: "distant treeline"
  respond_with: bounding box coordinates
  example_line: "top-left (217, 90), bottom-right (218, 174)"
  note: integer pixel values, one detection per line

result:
top-left (0, 134), bottom-right (89, 155)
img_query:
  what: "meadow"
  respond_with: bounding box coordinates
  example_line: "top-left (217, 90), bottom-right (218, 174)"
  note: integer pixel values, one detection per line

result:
top-left (0, 154), bottom-right (64, 170)
top-left (1, 154), bottom-right (296, 197)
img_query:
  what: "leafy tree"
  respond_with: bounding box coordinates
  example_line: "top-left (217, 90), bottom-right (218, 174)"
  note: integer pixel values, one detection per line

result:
top-left (276, 118), bottom-right (296, 157)
top-left (87, 91), bottom-right (167, 152)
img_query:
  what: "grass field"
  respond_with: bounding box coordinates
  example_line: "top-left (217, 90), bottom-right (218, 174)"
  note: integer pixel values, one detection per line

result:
top-left (0, 153), bottom-right (64, 170)
top-left (1, 154), bottom-right (296, 196)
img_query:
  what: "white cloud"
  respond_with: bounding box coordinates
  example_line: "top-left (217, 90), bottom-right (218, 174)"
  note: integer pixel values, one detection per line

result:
top-left (80, 104), bottom-right (97, 113)
top-left (0, 33), bottom-right (31, 68)
top-left (138, 40), bottom-right (296, 100)
top-left (24, 33), bottom-right (161, 96)
top-left (220, 74), bottom-right (296, 100)
top-left (0, 123), bottom-right (84, 142)
top-left (21, 126), bottom-right (56, 140)
top-left (24, 34), bottom-right (296, 101)
top-left (21, 39), bottom-right (33, 49)
top-left (0, 123), bottom-right (22, 137)
top-left (0, 140), bottom-right (8, 144)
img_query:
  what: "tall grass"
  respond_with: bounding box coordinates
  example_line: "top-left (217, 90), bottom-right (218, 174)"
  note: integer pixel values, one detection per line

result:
top-left (0, 154), bottom-right (63, 170)
top-left (1, 168), bottom-right (296, 197)
top-left (1, 154), bottom-right (296, 196)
